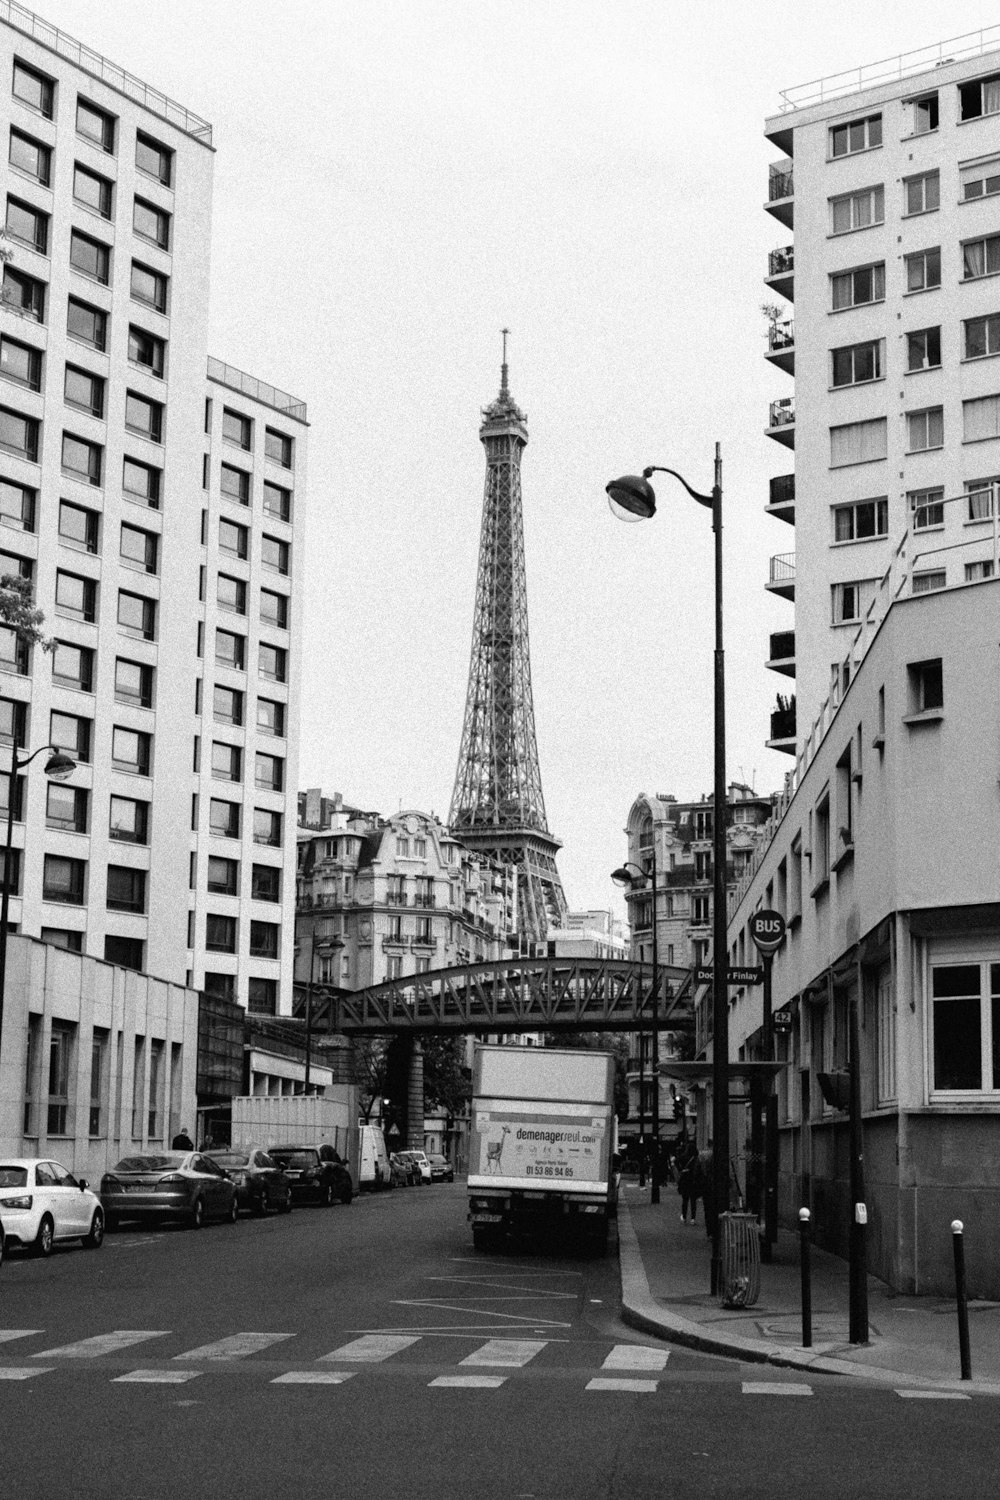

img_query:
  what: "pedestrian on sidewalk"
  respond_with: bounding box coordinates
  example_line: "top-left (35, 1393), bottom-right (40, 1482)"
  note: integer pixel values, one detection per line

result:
top-left (677, 1141), bottom-right (698, 1224)
top-left (693, 1147), bottom-right (717, 1241)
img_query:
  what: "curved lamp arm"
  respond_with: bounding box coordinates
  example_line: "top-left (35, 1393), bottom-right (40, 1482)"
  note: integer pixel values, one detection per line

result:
top-left (642, 466), bottom-right (715, 510)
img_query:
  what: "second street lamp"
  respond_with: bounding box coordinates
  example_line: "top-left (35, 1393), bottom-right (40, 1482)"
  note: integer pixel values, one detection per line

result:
top-left (612, 854), bottom-right (662, 1204)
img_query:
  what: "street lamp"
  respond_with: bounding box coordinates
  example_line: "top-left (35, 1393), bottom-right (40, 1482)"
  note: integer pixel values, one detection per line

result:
top-left (0, 743), bottom-right (76, 1056)
top-left (305, 932), bottom-right (345, 1092)
top-left (612, 854), bottom-right (662, 1204)
top-left (606, 445), bottom-right (729, 1295)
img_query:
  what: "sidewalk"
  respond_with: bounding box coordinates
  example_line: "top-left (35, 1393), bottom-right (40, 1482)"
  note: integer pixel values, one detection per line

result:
top-left (617, 1178), bottom-right (1000, 1392)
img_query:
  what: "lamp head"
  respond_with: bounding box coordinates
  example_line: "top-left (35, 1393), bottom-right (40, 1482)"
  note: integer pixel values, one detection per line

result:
top-left (611, 863), bottom-right (646, 891)
top-left (606, 473), bottom-right (656, 522)
top-left (44, 752), bottom-right (75, 781)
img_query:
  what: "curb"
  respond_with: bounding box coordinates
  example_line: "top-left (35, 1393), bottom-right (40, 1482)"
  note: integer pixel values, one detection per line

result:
top-left (616, 1197), bottom-right (1000, 1394)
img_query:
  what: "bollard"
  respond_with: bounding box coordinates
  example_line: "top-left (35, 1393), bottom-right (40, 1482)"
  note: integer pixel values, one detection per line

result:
top-left (951, 1220), bottom-right (972, 1381)
top-left (799, 1208), bottom-right (812, 1349)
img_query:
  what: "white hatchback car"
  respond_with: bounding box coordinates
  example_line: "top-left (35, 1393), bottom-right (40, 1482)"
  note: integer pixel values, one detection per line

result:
top-left (0, 1158), bottom-right (105, 1257)
top-left (399, 1149), bottom-right (432, 1184)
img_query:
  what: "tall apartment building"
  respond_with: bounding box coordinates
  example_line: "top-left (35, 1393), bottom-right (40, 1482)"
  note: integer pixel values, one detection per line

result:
top-left (0, 9), bottom-right (303, 1016)
top-left (727, 31), bottom-right (1000, 1294)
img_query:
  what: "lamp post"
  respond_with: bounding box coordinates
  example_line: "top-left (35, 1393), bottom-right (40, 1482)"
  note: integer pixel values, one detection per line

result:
top-left (606, 444), bottom-right (729, 1295)
top-left (0, 743), bottom-right (76, 1058)
top-left (612, 851), bottom-right (661, 1203)
top-left (305, 933), bottom-right (344, 1092)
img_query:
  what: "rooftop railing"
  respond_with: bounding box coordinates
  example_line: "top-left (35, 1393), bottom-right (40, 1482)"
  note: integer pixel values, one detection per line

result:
top-left (207, 358), bottom-right (308, 422)
top-left (0, 0), bottom-right (213, 143)
top-left (777, 25), bottom-right (1000, 113)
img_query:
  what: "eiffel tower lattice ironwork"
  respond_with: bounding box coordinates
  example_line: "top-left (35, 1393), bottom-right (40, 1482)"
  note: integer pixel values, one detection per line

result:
top-left (449, 336), bottom-right (568, 944)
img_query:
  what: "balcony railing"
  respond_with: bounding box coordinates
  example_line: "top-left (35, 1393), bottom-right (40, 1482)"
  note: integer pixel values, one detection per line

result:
top-left (769, 163), bottom-right (793, 201)
top-left (769, 473), bottom-right (795, 507)
top-left (768, 321), bottom-right (794, 352)
top-left (768, 245), bottom-right (794, 278)
top-left (207, 357), bottom-right (307, 421)
top-left (414, 894), bottom-right (437, 908)
top-left (770, 703), bottom-right (796, 742)
top-left (769, 629), bottom-right (795, 661)
top-left (769, 397), bottom-right (795, 428)
top-left (769, 553), bottom-right (796, 587)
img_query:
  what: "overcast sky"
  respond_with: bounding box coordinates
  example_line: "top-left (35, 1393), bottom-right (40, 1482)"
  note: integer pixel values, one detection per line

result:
top-left (30, 0), bottom-right (997, 917)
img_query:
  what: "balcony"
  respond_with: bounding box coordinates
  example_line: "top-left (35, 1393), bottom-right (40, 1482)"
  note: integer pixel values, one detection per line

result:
top-left (766, 397), bottom-right (795, 448)
top-left (765, 245), bottom-right (794, 302)
top-left (767, 552), bottom-right (796, 602)
top-left (767, 696), bottom-right (797, 756)
top-left (767, 472), bottom-right (795, 526)
top-left (766, 161), bottom-right (794, 229)
top-left (766, 629), bottom-right (796, 678)
top-left (765, 319), bottom-right (795, 376)
top-left (413, 894), bottom-right (437, 908)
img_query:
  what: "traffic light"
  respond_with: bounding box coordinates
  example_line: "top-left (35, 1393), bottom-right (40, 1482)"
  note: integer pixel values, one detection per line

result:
top-left (673, 1092), bottom-right (685, 1121)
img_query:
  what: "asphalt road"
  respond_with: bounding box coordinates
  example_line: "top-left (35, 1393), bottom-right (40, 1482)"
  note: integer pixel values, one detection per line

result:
top-left (1, 1183), bottom-right (999, 1499)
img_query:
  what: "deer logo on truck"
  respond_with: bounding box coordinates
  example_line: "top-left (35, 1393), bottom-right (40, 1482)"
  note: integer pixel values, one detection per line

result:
top-left (485, 1126), bottom-right (510, 1174)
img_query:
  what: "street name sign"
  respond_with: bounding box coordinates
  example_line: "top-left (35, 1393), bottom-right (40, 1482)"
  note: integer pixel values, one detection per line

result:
top-left (694, 965), bottom-right (764, 986)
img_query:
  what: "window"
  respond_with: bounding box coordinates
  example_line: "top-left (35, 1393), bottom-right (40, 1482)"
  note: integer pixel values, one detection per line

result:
top-left (961, 157), bottom-right (1000, 202)
top-left (13, 60), bottom-right (54, 118)
top-left (72, 163), bottom-right (113, 219)
top-left (930, 963), bottom-right (1000, 1092)
top-left (905, 247), bottom-right (942, 292)
top-left (0, 625), bottom-right (28, 676)
top-left (253, 808), bottom-right (281, 846)
top-left (3, 266), bottom-right (45, 325)
top-left (814, 792), bottom-right (831, 891)
top-left (250, 921), bottom-right (278, 958)
top-left (256, 698), bottom-right (284, 737)
top-left (109, 796), bottom-right (149, 844)
top-left (52, 641), bottom-right (93, 692)
top-left (220, 464), bottom-right (249, 504)
top-left (262, 535), bottom-right (289, 575)
top-left (133, 197), bottom-right (169, 249)
top-left (832, 582), bottom-right (862, 624)
top-left (128, 325), bottom-right (165, 377)
top-left (829, 113), bottom-right (881, 157)
top-left (120, 523), bottom-right (158, 573)
top-left (211, 741), bottom-right (241, 782)
top-left (908, 657), bottom-right (944, 712)
top-left (135, 132), bottom-right (172, 186)
top-left (213, 685), bottom-right (243, 726)
top-left (904, 171), bottom-right (939, 216)
top-left (966, 559), bottom-right (995, 581)
top-left (912, 571), bottom-right (946, 594)
top-left (43, 854), bottom-right (85, 905)
top-left (203, 972), bottom-right (235, 1002)
top-left (830, 185), bottom-right (883, 234)
top-left (210, 799), bottom-right (240, 839)
top-left (0, 478), bottom-right (35, 531)
top-left (907, 327), bottom-right (941, 371)
top-left (248, 978), bottom-right (277, 1015)
top-left (222, 409), bottom-right (251, 449)
top-left (125, 391), bottom-right (163, 443)
top-left (251, 864), bottom-right (280, 902)
top-left (0, 407), bottom-right (37, 462)
top-left (107, 865), bottom-right (146, 913)
top-left (264, 427), bottom-right (293, 467)
top-left (260, 589), bottom-right (288, 628)
top-left (262, 482), bottom-right (291, 521)
top-left (387, 913), bottom-right (403, 940)
top-left (965, 477), bottom-right (998, 521)
top-left (64, 364), bottom-right (105, 417)
top-left (114, 658), bottom-right (153, 708)
top-left (50, 711), bottom-right (90, 764)
top-left (41, 927), bottom-right (83, 954)
top-left (963, 234), bottom-right (1000, 280)
top-left (130, 262), bottom-right (167, 313)
top-left (833, 497), bottom-right (887, 542)
top-left (207, 856), bottom-right (238, 895)
top-left (62, 432), bottom-right (102, 485)
top-left (259, 643), bottom-right (286, 682)
top-left (6, 194), bottom-right (47, 252)
top-left (255, 752), bottom-right (283, 791)
top-left (0, 336), bottom-right (41, 393)
top-left (117, 590), bottom-right (155, 640)
top-left (830, 417), bottom-right (887, 467)
top-left (219, 518), bottom-right (248, 558)
top-left (67, 297), bottom-right (106, 351)
top-left (906, 406), bottom-right (943, 452)
top-left (960, 73), bottom-right (1000, 122)
top-left (105, 934), bottom-right (144, 971)
top-left (215, 629), bottom-right (245, 670)
top-left (47, 1026), bottom-right (73, 1137)
top-left (112, 726), bottom-right (150, 776)
top-left (0, 546), bottom-right (31, 582)
top-left (217, 574), bottom-right (246, 614)
top-left (76, 97), bottom-right (115, 153)
top-left (206, 914), bottom-right (237, 954)
top-left (963, 394), bottom-right (1000, 443)
top-left (830, 261), bottom-right (884, 311)
top-left (55, 570), bottom-right (96, 623)
top-left (911, 93), bottom-right (938, 135)
top-left (964, 315), bottom-right (1000, 362)
top-left (0, 763), bottom-right (23, 820)
top-left (909, 487), bottom-right (945, 530)
top-left (45, 782), bottom-right (87, 834)
top-left (831, 338), bottom-right (883, 387)
top-left (122, 457), bottom-right (161, 507)
top-left (9, 127), bottom-right (50, 186)
top-left (70, 229), bottom-right (111, 285)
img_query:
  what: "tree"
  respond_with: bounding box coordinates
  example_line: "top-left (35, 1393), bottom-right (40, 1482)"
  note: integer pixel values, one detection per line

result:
top-left (350, 1036), bottom-right (389, 1121)
top-left (420, 1035), bottom-right (471, 1116)
top-left (0, 573), bottom-right (52, 652)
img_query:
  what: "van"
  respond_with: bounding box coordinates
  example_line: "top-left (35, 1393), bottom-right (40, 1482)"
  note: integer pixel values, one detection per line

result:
top-left (358, 1123), bottom-right (392, 1191)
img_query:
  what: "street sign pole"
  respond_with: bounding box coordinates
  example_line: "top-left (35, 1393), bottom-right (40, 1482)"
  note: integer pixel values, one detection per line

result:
top-left (747, 911), bottom-right (786, 1265)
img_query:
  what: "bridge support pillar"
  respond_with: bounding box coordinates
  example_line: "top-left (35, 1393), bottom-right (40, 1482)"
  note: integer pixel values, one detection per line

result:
top-left (407, 1040), bottom-right (424, 1153)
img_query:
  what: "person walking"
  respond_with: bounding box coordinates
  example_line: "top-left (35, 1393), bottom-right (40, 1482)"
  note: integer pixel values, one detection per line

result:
top-left (171, 1126), bottom-right (194, 1150)
top-left (677, 1141), bottom-right (698, 1224)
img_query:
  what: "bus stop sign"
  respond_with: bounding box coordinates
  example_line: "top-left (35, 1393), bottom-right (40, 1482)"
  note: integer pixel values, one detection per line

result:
top-left (748, 909), bottom-right (786, 956)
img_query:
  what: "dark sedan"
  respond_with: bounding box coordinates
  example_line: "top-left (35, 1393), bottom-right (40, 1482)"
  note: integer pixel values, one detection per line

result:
top-left (100, 1152), bottom-right (239, 1230)
top-left (427, 1153), bottom-right (455, 1183)
top-left (268, 1146), bottom-right (353, 1206)
top-left (205, 1148), bottom-right (292, 1216)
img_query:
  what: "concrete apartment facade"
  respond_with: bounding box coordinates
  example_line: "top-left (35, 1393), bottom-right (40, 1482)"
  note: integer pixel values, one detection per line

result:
top-left (736, 31), bottom-right (1000, 1294)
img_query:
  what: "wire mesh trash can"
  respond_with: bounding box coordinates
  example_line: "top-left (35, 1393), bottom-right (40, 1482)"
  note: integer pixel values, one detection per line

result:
top-left (719, 1211), bottom-right (761, 1308)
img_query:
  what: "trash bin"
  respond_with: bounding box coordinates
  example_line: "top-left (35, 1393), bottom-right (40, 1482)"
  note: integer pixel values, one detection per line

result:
top-left (719, 1210), bottom-right (761, 1309)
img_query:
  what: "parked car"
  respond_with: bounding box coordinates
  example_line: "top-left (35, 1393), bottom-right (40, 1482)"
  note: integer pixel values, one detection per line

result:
top-left (0, 1158), bottom-right (104, 1256)
top-left (100, 1151), bottom-right (239, 1230)
top-left (427, 1152), bottom-right (455, 1183)
top-left (205, 1147), bottom-right (292, 1216)
top-left (397, 1149), bottom-right (432, 1184)
top-left (388, 1152), bottom-right (412, 1188)
top-left (0, 1214), bottom-right (4, 1269)
top-left (268, 1145), bottom-right (353, 1205)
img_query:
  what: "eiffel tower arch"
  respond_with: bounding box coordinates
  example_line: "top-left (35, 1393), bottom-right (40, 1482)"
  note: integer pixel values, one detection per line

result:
top-left (449, 336), bottom-right (568, 945)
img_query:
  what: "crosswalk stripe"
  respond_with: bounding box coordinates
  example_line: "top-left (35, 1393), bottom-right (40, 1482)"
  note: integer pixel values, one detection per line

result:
top-left (0, 1368), bottom-right (50, 1380)
top-left (320, 1335), bottom-right (420, 1363)
top-left (0, 1331), bottom-right (42, 1345)
top-left (273, 1371), bottom-right (356, 1385)
top-left (173, 1333), bottom-right (294, 1361)
top-left (114, 1370), bottom-right (202, 1385)
top-left (742, 1381), bottom-right (813, 1396)
top-left (586, 1377), bottom-right (658, 1393)
top-left (896, 1389), bottom-right (971, 1400)
top-left (34, 1331), bottom-right (169, 1359)
top-left (460, 1339), bottom-right (547, 1368)
top-left (601, 1345), bottom-right (669, 1372)
top-left (430, 1375), bottom-right (507, 1388)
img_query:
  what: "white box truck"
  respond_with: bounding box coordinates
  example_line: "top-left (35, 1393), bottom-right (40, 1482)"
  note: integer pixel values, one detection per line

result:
top-left (467, 1044), bottom-right (618, 1253)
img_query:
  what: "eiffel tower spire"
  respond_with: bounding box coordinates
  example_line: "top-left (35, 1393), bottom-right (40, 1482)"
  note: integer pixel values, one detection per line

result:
top-left (449, 336), bottom-right (568, 944)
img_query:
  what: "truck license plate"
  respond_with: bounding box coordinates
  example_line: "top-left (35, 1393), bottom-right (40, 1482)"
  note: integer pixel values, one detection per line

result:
top-left (473, 1213), bottom-right (503, 1223)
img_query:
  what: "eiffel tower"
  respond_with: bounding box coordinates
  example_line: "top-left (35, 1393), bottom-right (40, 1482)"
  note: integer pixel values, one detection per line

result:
top-left (449, 334), bottom-right (568, 945)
